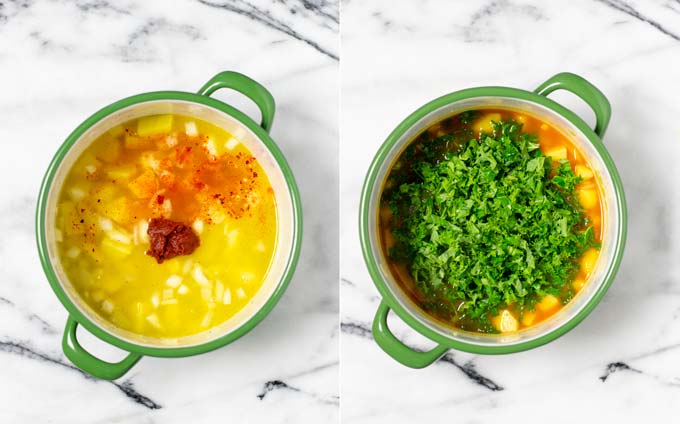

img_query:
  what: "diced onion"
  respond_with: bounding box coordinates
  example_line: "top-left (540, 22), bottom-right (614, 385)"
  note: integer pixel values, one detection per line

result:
top-left (101, 299), bottom-right (114, 314)
top-left (192, 264), bottom-right (210, 286)
top-left (54, 229), bottom-right (63, 243)
top-left (107, 229), bottom-right (132, 245)
top-left (185, 121), bottom-right (198, 136)
top-left (139, 152), bottom-right (161, 172)
top-left (246, 191), bottom-right (261, 208)
top-left (66, 246), bottom-right (81, 259)
top-left (91, 290), bottom-right (105, 302)
top-left (166, 133), bottom-right (178, 147)
top-left (146, 313), bottom-right (161, 328)
top-left (255, 240), bottom-right (265, 252)
top-left (161, 198), bottom-right (172, 216)
top-left (236, 287), bottom-right (246, 299)
top-left (240, 272), bottom-right (255, 284)
top-left (101, 237), bottom-right (132, 258)
top-left (98, 216), bottom-right (114, 232)
top-left (192, 219), bottom-right (204, 235)
top-left (182, 259), bottom-right (194, 275)
top-left (162, 288), bottom-right (174, 300)
top-left (133, 220), bottom-right (149, 245)
top-left (166, 275), bottom-right (183, 288)
top-left (222, 288), bottom-right (232, 305)
top-left (177, 284), bottom-right (189, 295)
top-left (201, 287), bottom-right (212, 301)
top-left (205, 138), bottom-right (219, 157)
top-left (227, 229), bottom-right (239, 247)
top-left (215, 280), bottom-right (224, 302)
top-left (225, 137), bottom-right (239, 150)
top-left (201, 310), bottom-right (214, 327)
top-left (151, 292), bottom-right (160, 308)
top-left (68, 187), bottom-right (86, 202)
top-left (208, 205), bottom-right (226, 224)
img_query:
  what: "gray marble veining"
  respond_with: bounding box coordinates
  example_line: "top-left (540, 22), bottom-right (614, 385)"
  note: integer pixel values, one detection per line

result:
top-left (341, 0), bottom-right (680, 422)
top-left (0, 0), bottom-right (338, 422)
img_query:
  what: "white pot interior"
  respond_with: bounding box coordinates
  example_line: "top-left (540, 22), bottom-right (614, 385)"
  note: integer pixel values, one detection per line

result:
top-left (368, 96), bottom-right (621, 347)
top-left (44, 100), bottom-right (295, 348)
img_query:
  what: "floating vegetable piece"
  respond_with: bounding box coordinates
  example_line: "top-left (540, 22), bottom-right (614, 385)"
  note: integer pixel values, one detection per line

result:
top-left (137, 114), bottom-right (173, 136)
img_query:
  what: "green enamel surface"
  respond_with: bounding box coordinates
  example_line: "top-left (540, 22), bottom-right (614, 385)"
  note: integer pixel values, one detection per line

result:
top-left (361, 73), bottom-right (627, 365)
top-left (372, 301), bottom-right (450, 368)
top-left (534, 72), bottom-right (612, 138)
top-left (62, 316), bottom-right (142, 380)
top-left (36, 72), bottom-right (302, 379)
top-left (197, 71), bottom-right (276, 132)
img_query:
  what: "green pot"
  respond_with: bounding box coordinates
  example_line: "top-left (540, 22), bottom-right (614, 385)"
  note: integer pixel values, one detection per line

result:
top-left (360, 72), bottom-right (627, 368)
top-left (36, 71), bottom-right (302, 380)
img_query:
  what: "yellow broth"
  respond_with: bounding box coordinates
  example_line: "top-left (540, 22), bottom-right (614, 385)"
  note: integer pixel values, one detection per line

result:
top-left (379, 109), bottom-right (603, 333)
top-left (56, 114), bottom-right (277, 338)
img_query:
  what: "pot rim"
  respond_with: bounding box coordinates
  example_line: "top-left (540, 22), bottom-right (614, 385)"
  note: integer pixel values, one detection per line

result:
top-left (360, 85), bottom-right (627, 355)
top-left (36, 90), bottom-right (303, 357)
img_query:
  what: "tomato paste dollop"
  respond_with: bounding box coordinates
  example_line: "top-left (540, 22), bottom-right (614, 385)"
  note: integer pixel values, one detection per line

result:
top-left (146, 218), bottom-right (200, 264)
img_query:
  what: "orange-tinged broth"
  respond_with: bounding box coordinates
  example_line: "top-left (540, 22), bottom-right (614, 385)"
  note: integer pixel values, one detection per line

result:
top-left (55, 114), bottom-right (277, 338)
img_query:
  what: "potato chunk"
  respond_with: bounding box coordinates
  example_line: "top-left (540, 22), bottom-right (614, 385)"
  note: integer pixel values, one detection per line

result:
top-left (124, 135), bottom-right (152, 150)
top-left (97, 140), bottom-right (122, 163)
top-left (473, 113), bottom-right (502, 134)
top-left (577, 188), bottom-right (598, 209)
top-left (106, 165), bottom-right (138, 182)
top-left (580, 248), bottom-right (599, 275)
top-left (137, 115), bottom-right (173, 136)
top-left (105, 196), bottom-right (133, 225)
top-left (521, 311), bottom-right (536, 326)
top-left (537, 294), bottom-right (559, 312)
top-left (572, 277), bottom-right (586, 291)
top-left (128, 170), bottom-right (157, 199)
top-left (575, 165), bottom-right (594, 180)
top-left (100, 237), bottom-right (132, 259)
top-left (545, 146), bottom-right (567, 161)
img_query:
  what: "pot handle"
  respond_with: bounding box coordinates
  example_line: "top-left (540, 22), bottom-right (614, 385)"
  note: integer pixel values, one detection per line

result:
top-left (372, 300), bottom-right (449, 368)
top-left (197, 71), bottom-right (276, 133)
top-left (62, 316), bottom-right (142, 380)
top-left (534, 72), bottom-right (611, 138)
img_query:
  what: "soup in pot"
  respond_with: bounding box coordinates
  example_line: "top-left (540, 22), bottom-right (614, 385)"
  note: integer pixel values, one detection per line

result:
top-left (55, 114), bottom-right (277, 338)
top-left (380, 109), bottom-right (602, 333)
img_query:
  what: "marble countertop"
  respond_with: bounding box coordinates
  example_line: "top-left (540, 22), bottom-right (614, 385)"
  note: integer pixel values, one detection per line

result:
top-left (0, 0), bottom-right (338, 422)
top-left (341, 0), bottom-right (680, 422)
